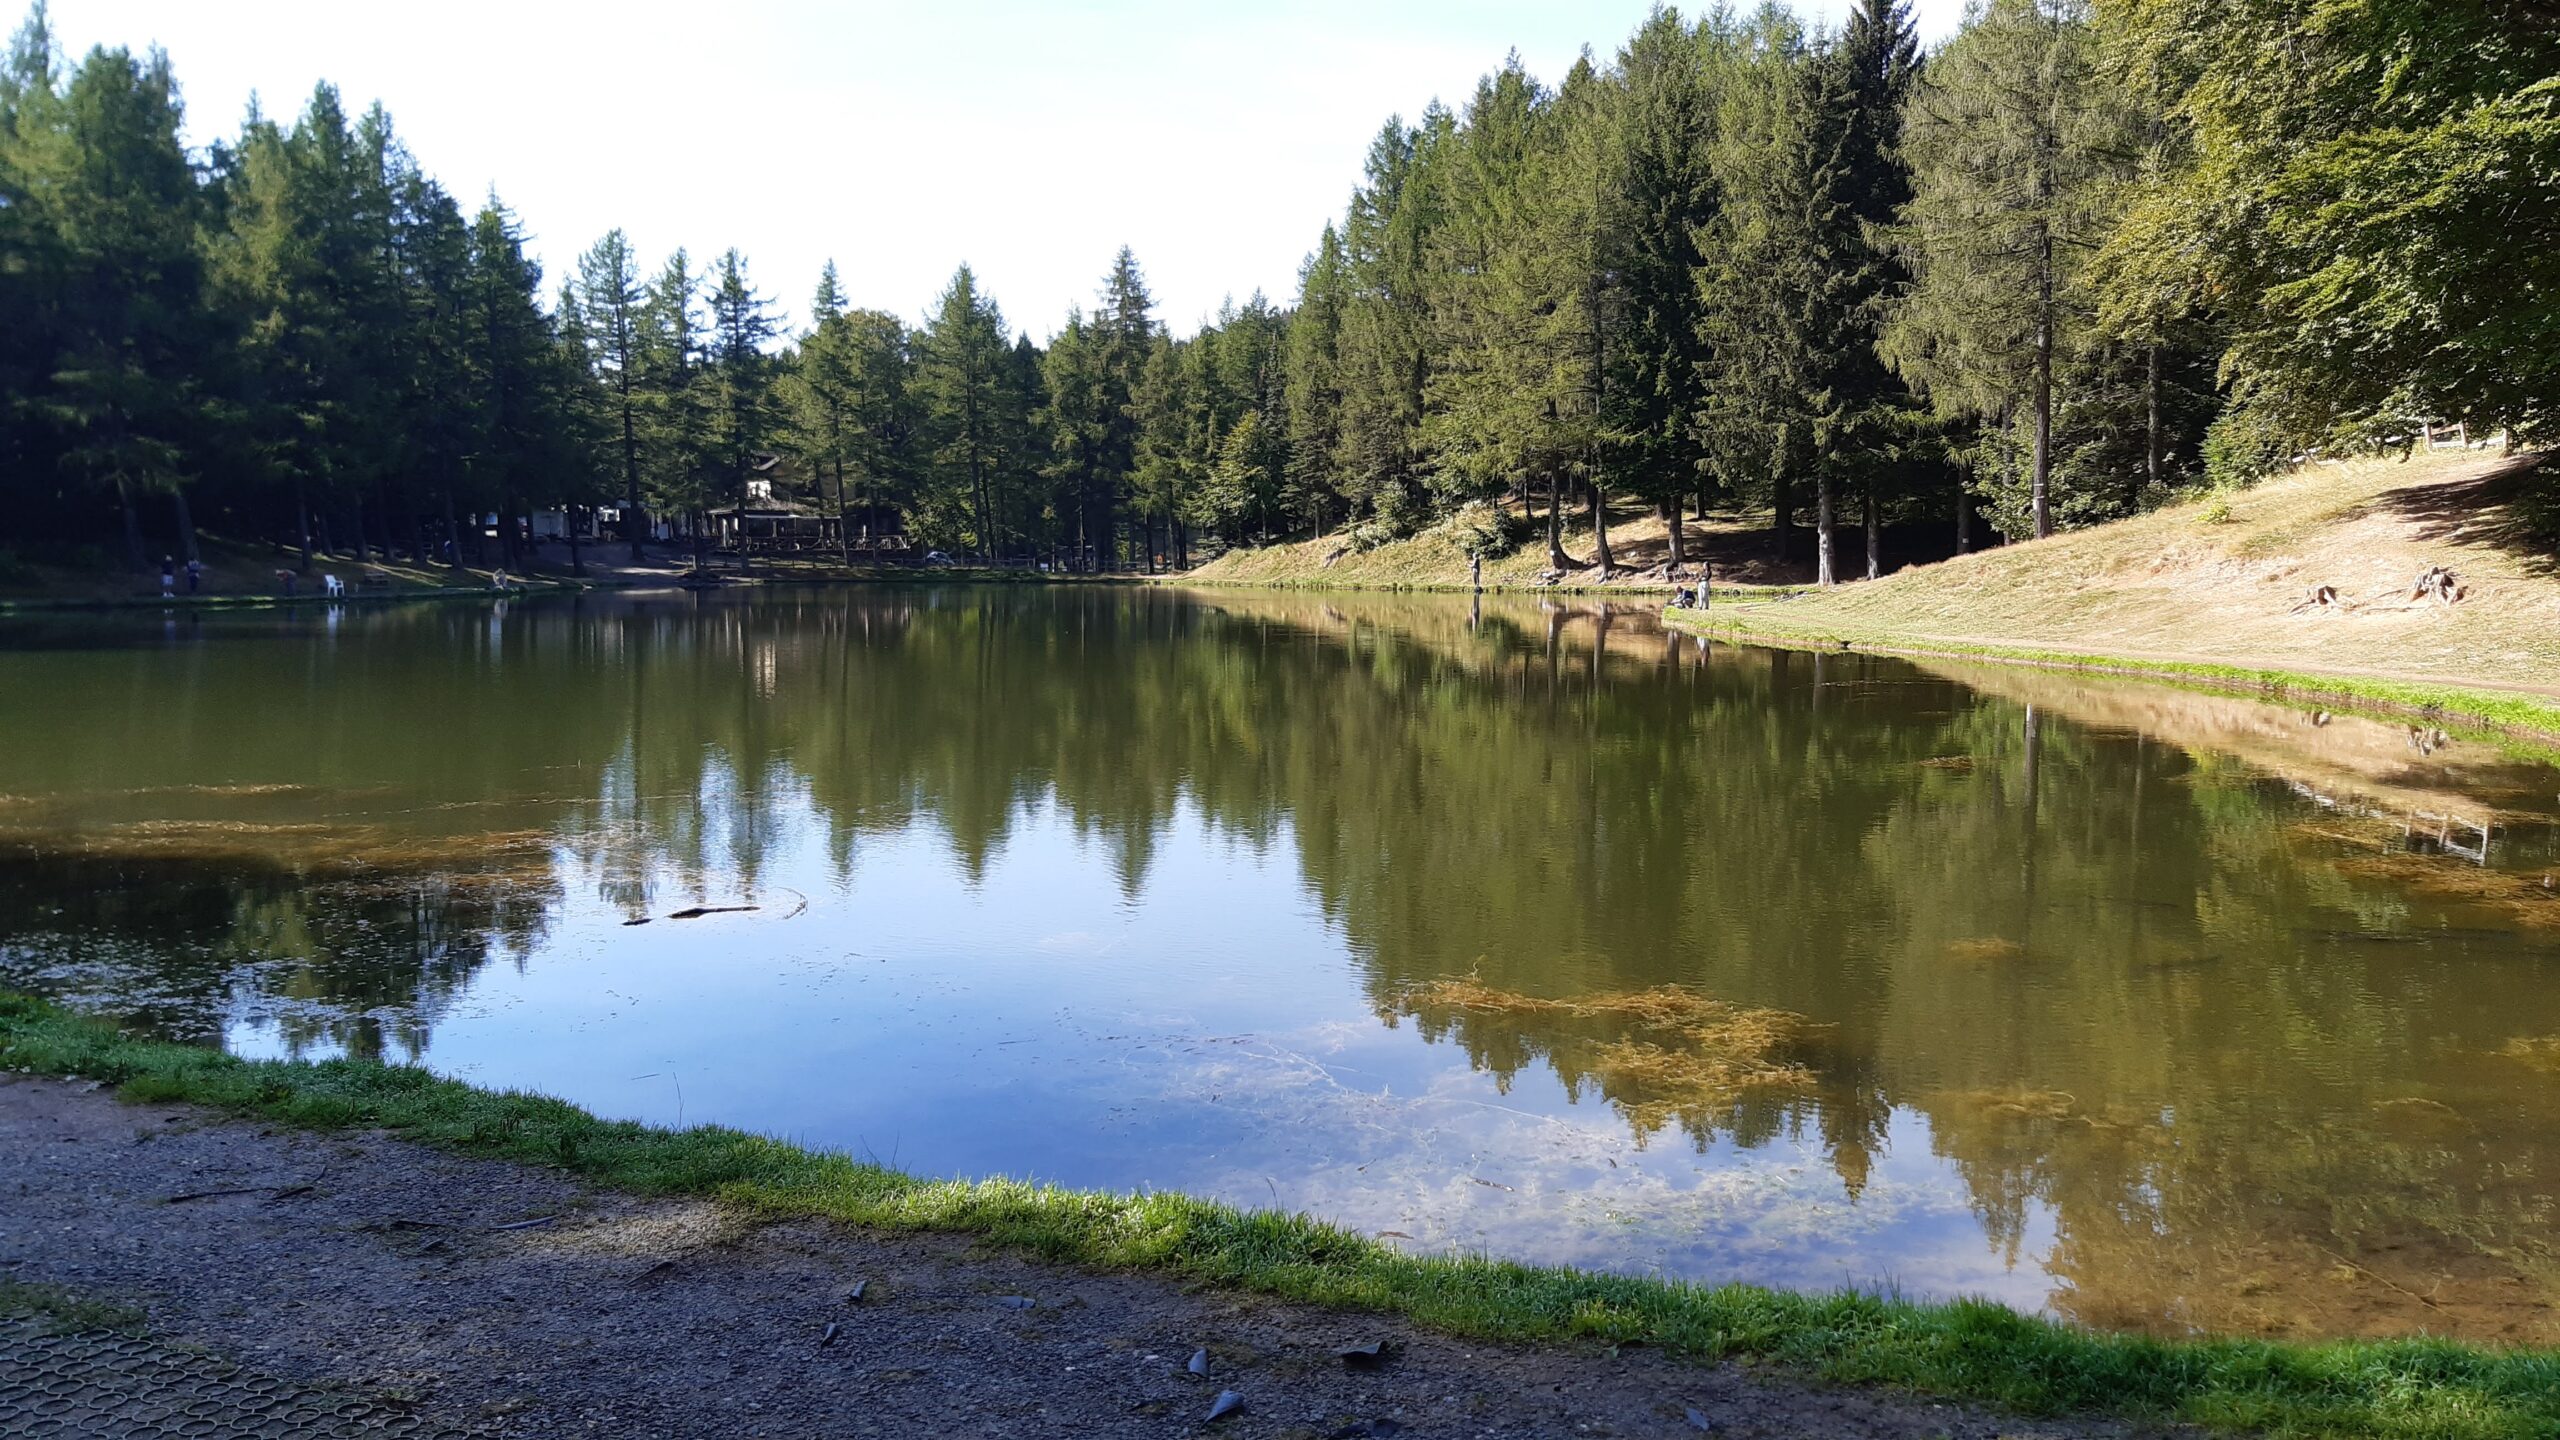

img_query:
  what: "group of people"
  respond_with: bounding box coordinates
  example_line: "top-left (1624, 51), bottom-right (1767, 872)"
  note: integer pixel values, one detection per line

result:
top-left (158, 555), bottom-right (202, 597)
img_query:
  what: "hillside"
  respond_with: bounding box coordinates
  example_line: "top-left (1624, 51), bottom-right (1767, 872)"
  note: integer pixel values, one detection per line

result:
top-left (1182, 505), bottom-right (1814, 592)
top-left (1683, 448), bottom-right (2560, 711)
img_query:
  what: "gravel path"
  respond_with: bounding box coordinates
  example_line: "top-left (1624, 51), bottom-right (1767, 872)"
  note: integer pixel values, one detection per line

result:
top-left (0, 1076), bottom-right (2171, 1439)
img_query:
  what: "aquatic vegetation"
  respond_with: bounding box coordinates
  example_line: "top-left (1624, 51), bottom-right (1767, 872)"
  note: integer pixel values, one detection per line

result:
top-left (1933, 1087), bottom-right (2080, 1124)
top-left (2333, 853), bottom-right (2560, 930)
top-left (0, 822), bottom-right (559, 884)
top-left (1944, 937), bottom-right (2029, 964)
top-left (1396, 979), bottom-right (1823, 1143)
top-left (2501, 1037), bottom-right (2560, 1075)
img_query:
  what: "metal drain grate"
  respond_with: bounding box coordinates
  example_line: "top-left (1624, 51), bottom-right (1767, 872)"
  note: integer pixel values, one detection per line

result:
top-left (0, 1318), bottom-right (478, 1438)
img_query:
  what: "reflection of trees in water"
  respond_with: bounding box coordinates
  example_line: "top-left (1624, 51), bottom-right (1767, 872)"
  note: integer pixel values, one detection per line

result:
top-left (6, 587), bottom-right (2560, 1338)
top-left (0, 850), bottom-right (557, 1062)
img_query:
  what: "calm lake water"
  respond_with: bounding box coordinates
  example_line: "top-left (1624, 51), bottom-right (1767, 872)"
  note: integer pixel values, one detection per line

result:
top-left (4, 585), bottom-right (2558, 1344)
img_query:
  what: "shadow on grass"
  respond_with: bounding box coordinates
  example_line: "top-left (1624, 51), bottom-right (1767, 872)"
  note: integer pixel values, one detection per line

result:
top-left (2356, 455), bottom-right (2559, 579)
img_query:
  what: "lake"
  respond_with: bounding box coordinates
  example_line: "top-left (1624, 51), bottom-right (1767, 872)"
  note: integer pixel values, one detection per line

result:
top-left (4, 584), bottom-right (2557, 1345)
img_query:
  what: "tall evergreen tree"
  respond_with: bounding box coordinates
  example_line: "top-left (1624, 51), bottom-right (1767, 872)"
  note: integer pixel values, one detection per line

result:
top-left (575, 229), bottom-right (648, 557)
top-left (1606, 9), bottom-right (1720, 573)
top-left (40, 43), bottom-right (203, 570)
top-left (915, 264), bottom-right (1013, 557)
top-left (1282, 227), bottom-right (1348, 536)
top-left (1090, 247), bottom-right (1156, 567)
top-left (638, 249), bottom-right (716, 556)
top-left (1884, 0), bottom-right (2126, 540)
top-left (1697, 11), bottom-right (1847, 577)
top-left (704, 247), bottom-right (780, 542)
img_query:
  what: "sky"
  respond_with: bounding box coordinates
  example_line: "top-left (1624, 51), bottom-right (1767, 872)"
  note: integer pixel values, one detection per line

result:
top-left (38, 1), bottom-right (1967, 341)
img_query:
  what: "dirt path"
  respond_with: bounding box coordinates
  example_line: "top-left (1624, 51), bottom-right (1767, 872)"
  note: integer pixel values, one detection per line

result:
top-left (0, 1076), bottom-right (2175, 1439)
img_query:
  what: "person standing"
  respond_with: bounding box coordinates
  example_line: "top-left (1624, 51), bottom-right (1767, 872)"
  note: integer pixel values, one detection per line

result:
top-left (159, 556), bottom-right (175, 598)
top-left (184, 557), bottom-right (202, 594)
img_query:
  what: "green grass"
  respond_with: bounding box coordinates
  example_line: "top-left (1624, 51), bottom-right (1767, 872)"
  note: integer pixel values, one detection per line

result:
top-left (0, 1277), bottom-right (149, 1338)
top-left (1668, 608), bottom-right (2560, 758)
top-left (6, 995), bottom-right (2559, 1437)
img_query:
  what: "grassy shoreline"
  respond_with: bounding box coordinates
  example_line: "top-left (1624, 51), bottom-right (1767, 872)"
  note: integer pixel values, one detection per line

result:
top-left (5, 994), bottom-right (2554, 1439)
top-left (1666, 606), bottom-right (2560, 752)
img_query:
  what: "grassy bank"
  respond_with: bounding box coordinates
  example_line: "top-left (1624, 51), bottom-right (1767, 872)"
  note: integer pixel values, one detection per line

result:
top-left (6, 995), bottom-right (2555, 1439)
top-left (1664, 450), bottom-right (2558, 734)
top-left (1669, 607), bottom-right (2560, 749)
top-left (1183, 504), bottom-right (1812, 594)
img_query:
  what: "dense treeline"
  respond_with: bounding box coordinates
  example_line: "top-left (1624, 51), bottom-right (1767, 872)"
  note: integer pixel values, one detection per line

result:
top-left (2, 0), bottom-right (2551, 580)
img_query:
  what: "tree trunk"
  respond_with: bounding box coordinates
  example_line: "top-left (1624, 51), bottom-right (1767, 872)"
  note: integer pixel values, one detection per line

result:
top-left (1769, 429), bottom-right (1793, 562)
top-left (1589, 478), bottom-right (1612, 575)
top-left (443, 492), bottom-right (462, 568)
top-left (295, 478), bottom-right (314, 573)
top-left (349, 496), bottom-right (369, 564)
top-left (114, 474), bottom-right (148, 573)
top-left (2145, 344), bottom-right (2162, 497)
top-left (1864, 475), bottom-right (1881, 581)
top-left (835, 458), bottom-right (851, 567)
top-left (1546, 469), bottom-right (1568, 570)
top-left (1815, 472), bottom-right (1836, 587)
top-left (622, 387), bottom-right (645, 562)
top-left (171, 490), bottom-right (200, 565)
top-left (1663, 500), bottom-right (1686, 571)
top-left (2032, 230), bottom-right (2054, 539)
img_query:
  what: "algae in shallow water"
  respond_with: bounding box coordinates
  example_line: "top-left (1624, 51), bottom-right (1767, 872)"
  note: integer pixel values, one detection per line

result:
top-left (1396, 978), bottom-right (1824, 1142)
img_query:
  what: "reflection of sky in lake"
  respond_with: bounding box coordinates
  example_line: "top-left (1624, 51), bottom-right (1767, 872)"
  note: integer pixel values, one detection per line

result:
top-left (230, 792), bottom-right (2052, 1314)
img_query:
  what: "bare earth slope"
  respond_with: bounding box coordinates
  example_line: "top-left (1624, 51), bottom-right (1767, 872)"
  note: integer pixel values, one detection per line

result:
top-left (1710, 451), bottom-right (2559, 698)
top-left (0, 1076), bottom-right (2161, 1440)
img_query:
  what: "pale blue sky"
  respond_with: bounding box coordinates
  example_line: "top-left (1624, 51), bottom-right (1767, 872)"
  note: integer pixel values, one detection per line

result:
top-left (42, 1), bottom-right (1965, 339)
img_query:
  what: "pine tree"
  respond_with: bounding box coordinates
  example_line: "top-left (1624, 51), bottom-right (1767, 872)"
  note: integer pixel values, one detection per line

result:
top-left (1090, 247), bottom-right (1155, 567)
top-left (1697, 12), bottom-right (1845, 578)
top-left (704, 247), bottom-right (780, 554)
top-left (575, 229), bottom-right (649, 557)
top-left (1282, 227), bottom-right (1348, 536)
top-left (388, 164), bottom-right (475, 564)
top-left (1605, 9), bottom-right (1719, 574)
top-left (462, 196), bottom-right (568, 568)
top-left (40, 44), bottom-right (204, 570)
top-left (914, 264), bottom-right (1012, 557)
top-left (1884, 0), bottom-right (2126, 540)
top-left (783, 261), bottom-right (859, 563)
top-left (1422, 58), bottom-right (1553, 521)
top-left (0, 3), bottom-right (67, 537)
top-left (1334, 111), bottom-right (1448, 534)
top-left (1828, 0), bottom-right (1923, 578)
top-left (638, 249), bottom-right (716, 558)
